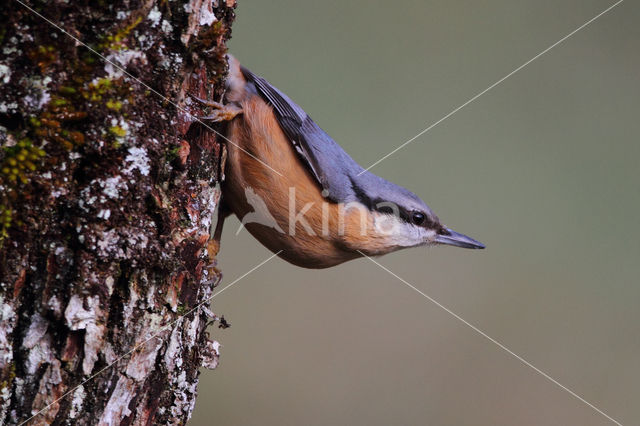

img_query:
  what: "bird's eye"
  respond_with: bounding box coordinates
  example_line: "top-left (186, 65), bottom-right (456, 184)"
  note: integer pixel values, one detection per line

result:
top-left (412, 212), bottom-right (426, 225)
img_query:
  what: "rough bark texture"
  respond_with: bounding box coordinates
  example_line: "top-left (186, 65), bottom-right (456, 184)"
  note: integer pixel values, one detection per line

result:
top-left (0, 0), bottom-right (235, 424)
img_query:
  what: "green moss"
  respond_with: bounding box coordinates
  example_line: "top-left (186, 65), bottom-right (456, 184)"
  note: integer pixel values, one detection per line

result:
top-left (28, 117), bottom-right (41, 127)
top-left (99, 15), bottom-right (143, 51)
top-left (0, 9), bottom-right (149, 249)
top-left (51, 98), bottom-right (68, 107)
top-left (166, 146), bottom-right (180, 161)
top-left (0, 135), bottom-right (46, 246)
top-left (108, 126), bottom-right (127, 137)
top-left (106, 100), bottom-right (123, 111)
top-left (0, 138), bottom-right (46, 185)
top-left (0, 364), bottom-right (16, 392)
top-left (58, 86), bottom-right (77, 95)
top-left (26, 72), bottom-right (130, 152)
top-left (82, 53), bottom-right (97, 65)
top-left (0, 205), bottom-right (12, 241)
top-left (27, 45), bottom-right (58, 72)
top-left (84, 78), bottom-right (114, 102)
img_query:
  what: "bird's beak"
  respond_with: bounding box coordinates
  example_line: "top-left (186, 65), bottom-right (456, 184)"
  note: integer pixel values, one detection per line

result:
top-left (435, 228), bottom-right (485, 249)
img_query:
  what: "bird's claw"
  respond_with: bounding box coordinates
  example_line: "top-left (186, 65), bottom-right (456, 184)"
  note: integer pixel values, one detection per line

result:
top-left (191, 94), bottom-right (224, 108)
top-left (190, 93), bottom-right (243, 123)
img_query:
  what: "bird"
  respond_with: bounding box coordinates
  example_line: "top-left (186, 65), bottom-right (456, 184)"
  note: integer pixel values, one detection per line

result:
top-left (194, 55), bottom-right (484, 268)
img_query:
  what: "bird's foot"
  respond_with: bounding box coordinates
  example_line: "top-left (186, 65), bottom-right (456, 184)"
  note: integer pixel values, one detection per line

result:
top-left (190, 94), bottom-right (243, 122)
top-left (207, 239), bottom-right (220, 258)
top-left (204, 238), bottom-right (223, 286)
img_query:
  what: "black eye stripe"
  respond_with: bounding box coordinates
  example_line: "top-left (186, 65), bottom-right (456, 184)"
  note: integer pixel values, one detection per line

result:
top-left (377, 205), bottom-right (395, 215)
top-left (373, 202), bottom-right (428, 226)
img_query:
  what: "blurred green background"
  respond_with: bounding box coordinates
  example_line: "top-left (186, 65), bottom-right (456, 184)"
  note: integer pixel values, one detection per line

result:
top-left (192, 1), bottom-right (639, 425)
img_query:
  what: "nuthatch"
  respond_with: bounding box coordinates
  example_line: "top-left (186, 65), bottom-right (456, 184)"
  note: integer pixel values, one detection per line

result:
top-left (197, 55), bottom-right (484, 268)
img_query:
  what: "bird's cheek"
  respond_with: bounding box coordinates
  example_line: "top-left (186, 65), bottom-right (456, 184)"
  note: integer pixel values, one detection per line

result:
top-left (421, 229), bottom-right (438, 246)
top-left (372, 214), bottom-right (402, 237)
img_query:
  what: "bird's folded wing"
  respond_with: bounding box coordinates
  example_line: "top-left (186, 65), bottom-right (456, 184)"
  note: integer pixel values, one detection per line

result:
top-left (240, 66), bottom-right (360, 203)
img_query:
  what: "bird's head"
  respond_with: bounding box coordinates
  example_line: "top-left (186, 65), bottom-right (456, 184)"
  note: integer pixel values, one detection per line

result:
top-left (356, 177), bottom-right (485, 253)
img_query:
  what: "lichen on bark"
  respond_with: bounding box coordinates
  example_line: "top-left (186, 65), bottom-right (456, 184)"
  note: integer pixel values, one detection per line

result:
top-left (0, 0), bottom-right (235, 423)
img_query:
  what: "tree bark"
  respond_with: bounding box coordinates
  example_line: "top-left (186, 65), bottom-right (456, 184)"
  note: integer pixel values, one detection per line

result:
top-left (0, 0), bottom-right (235, 424)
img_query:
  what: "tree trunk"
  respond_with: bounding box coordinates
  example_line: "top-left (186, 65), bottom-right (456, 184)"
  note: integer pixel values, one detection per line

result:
top-left (0, 0), bottom-right (235, 424)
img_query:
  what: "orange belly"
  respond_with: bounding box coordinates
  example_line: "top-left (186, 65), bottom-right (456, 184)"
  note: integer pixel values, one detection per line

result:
top-left (222, 96), bottom-right (363, 268)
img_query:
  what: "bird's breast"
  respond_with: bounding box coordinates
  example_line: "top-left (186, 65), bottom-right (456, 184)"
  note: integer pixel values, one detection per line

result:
top-left (221, 96), bottom-right (396, 268)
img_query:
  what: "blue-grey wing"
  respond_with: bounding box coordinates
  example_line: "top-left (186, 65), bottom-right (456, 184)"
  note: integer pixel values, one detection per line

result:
top-left (240, 66), bottom-right (362, 203)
